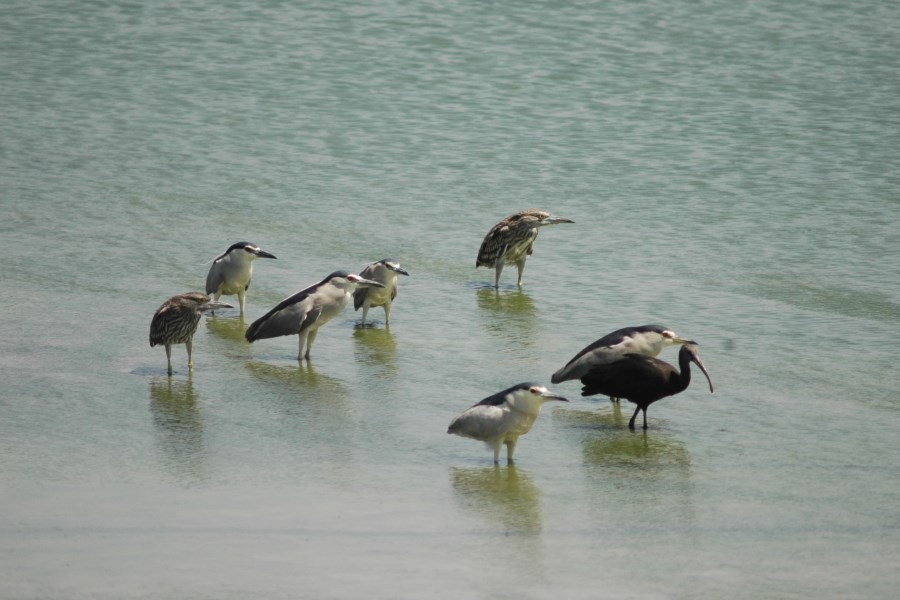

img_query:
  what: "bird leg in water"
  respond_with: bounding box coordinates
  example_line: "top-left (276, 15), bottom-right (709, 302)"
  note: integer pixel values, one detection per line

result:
top-left (186, 339), bottom-right (194, 371)
top-left (165, 344), bottom-right (173, 376)
top-left (515, 259), bottom-right (526, 287)
top-left (494, 263), bottom-right (504, 288)
top-left (506, 437), bottom-right (518, 463)
top-left (490, 440), bottom-right (502, 464)
top-left (628, 406), bottom-right (642, 430)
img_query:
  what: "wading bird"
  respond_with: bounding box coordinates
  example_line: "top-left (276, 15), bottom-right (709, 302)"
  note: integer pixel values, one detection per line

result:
top-left (551, 324), bottom-right (694, 386)
top-left (476, 209), bottom-right (574, 288)
top-left (448, 383), bottom-right (568, 463)
top-left (149, 292), bottom-right (233, 375)
top-left (579, 343), bottom-right (714, 430)
top-left (352, 258), bottom-right (410, 326)
top-left (205, 242), bottom-right (277, 316)
top-left (245, 270), bottom-right (383, 361)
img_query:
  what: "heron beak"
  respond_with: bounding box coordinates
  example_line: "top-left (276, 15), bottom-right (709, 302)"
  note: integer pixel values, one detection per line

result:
top-left (673, 337), bottom-right (697, 345)
top-left (202, 300), bottom-right (234, 311)
top-left (390, 265), bottom-right (410, 276)
top-left (692, 356), bottom-right (714, 393)
top-left (540, 391), bottom-right (569, 403)
top-left (356, 277), bottom-right (385, 288)
top-left (253, 249), bottom-right (277, 259)
top-left (545, 216), bottom-right (575, 225)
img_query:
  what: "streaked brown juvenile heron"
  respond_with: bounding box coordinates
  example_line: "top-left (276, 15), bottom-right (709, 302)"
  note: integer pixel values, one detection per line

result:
top-left (578, 343), bottom-right (714, 430)
top-left (447, 383), bottom-right (568, 463)
top-left (476, 209), bottom-right (574, 288)
top-left (149, 292), bottom-right (232, 375)
top-left (205, 242), bottom-right (277, 316)
top-left (352, 258), bottom-right (410, 326)
top-left (245, 270), bottom-right (383, 361)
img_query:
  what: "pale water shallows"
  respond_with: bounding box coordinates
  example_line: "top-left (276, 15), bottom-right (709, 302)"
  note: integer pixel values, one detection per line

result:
top-left (2, 0), bottom-right (899, 598)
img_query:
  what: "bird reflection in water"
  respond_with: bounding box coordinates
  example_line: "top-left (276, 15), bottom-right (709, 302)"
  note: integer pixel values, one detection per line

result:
top-left (149, 375), bottom-right (208, 483)
top-left (204, 313), bottom-right (249, 342)
top-left (450, 464), bottom-right (543, 534)
top-left (352, 326), bottom-right (398, 376)
top-left (475, 288), bottom-right (538, 352)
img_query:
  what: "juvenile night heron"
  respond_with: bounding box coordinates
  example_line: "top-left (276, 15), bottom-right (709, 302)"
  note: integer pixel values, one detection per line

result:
top-left (352, 258), bottom-right (410, 326)
top-left (579, 344), bottom-right (714, 430)
top-left (245, 270), bottom-right (383, 361)
top-left (205, 242), bottom-right (277, 316)
top-left (551, 324), bottom-right (695, 389)
top-left (476, 209), bottom-right (574, 288)
top-left (149, 292), bottom-right (232, 375)
top-left (447, 383), bottom-right (568, 463)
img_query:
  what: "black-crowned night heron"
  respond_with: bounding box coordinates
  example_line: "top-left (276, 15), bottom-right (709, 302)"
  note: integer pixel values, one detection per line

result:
top-left (476, 209), bottom-right (574, 288)
top-left (579, 344), bottom-right (714, 430)
top-left (244, 270), bottom-right (383, 361)
top-left (205, 242), bottom-right (277, 316)
top-left (352, 258), bottom-right (410, 326)
top-left (551, 324), bottom-right (695, 386)
top-left (149, 292), bottom-right (232, 375)
top-left (447, 383), bottom-right (568, 463)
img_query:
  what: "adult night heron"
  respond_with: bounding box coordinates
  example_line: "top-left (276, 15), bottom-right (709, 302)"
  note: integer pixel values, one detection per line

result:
top-left (149, 292), bottom-right (232, 375)
top-left (244, 270), bottom-right (383, 361)
top-left (447, 383), bottom-right (568, 463)
top-left (476, 209), bottom-right (574, 288)
top-left (205, 242), bottom-right (277, 316)
top-left (551, 324), bottom-right (695, 394)
top-left (352, 258), bottom-right (410, 326)
top-left (579, 344), bottom-right (714, 430)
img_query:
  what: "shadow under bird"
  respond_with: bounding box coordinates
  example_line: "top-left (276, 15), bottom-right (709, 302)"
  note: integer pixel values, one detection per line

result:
top-left (579, 343), bottom-right (714, 430)
top-left (244, 270), bottom-right (383, 361)
top-left (149, 292), bottom-right (232, 375)
top-left (352, 258), bottom-right (410, 326)
top-left (476, 209), bottom-right (574, 288)
top-left (448, 383), bottom-right (568, 464)
top-left (205, 242), bottom-right (277, 316)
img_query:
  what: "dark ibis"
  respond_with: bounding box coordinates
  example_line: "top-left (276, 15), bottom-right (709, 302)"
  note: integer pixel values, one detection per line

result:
top-left (579, 343), bottom-right (714, 430)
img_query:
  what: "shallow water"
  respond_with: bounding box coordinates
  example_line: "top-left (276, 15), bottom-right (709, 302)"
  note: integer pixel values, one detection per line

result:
top-left (2, 0), bottom-right (899, 597)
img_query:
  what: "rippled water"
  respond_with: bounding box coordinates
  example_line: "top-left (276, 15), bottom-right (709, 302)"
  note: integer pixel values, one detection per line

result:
top-left (2, 0), bottom-right (899, 597)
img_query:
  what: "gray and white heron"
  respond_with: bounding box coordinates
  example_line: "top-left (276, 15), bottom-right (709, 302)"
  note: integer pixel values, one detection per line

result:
top-left (447, 383), bottom-right (568, 463)
top-left (352, 258), bottom-right (410, 326)
top-left (476, 209), bottom-right (574, 288)
top-left (149, 292), bottom-right (232, 375)
top-left (205, 242), bottom-right (277, 316)
top-left (551, 324), bottom-right (695, 401)
top-left (244, 270), bottom-right (383, 361)
top-left (579, 343), bottom-right (714, 430)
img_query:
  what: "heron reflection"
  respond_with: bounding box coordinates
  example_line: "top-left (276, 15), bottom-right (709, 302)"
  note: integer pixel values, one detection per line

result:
top-left (450, 464), bottom-right (543, 534)
top-left (475, 288), bottom-right (538, 353)
top-left (149, 375), bottom-right (208, 482)
top-left (352, 326), bottom-right (398, 375)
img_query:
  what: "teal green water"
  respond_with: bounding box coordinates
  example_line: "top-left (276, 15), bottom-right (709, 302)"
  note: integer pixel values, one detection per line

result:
top-left (2, 0), bottom-right (899, 597)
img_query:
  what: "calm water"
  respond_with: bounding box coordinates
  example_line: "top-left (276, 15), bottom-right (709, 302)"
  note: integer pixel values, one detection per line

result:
top-left (2, 0), bottom-right (899, 597)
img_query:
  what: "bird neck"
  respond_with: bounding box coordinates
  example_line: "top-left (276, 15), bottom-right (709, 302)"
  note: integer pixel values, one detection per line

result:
top-left (508, 395), bottom-right (544, 416)
top-left (674, 351), bottom-right (693, 393)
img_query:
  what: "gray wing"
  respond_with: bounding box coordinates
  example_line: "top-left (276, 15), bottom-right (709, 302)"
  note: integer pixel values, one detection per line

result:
top-left (447, 404), bottom-right (506, 440)
top-left (245, 291), bottom-right (321, 341)
top-left (353, 264), bottom-right (379, 311)
top-left (552, 341), bottom-right (627, 383)
top-left (205, 259), bottom-right (225, 295)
